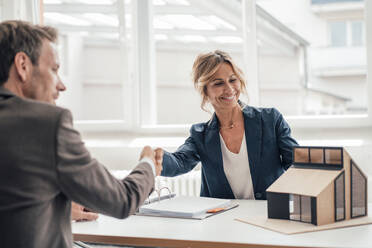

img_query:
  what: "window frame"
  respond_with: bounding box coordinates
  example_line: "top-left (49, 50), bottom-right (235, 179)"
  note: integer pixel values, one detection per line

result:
top-left (289, 194), bottom-right (315, 224)
top-left (328, 19), bottom-right (365, 47)
top-left (350, 160), bottom-right (367, 218)
top-left (292, 146), bottom-right (343, 169)
top-left (334, 171), bottom-right (345, 222)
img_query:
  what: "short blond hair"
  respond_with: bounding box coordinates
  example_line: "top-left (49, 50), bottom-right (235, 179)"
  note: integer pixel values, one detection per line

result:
top-left (192, 50), bottom-right (246, 112)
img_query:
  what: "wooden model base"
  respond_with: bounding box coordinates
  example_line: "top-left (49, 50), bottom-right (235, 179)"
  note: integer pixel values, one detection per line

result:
top-left (235, 215), bottom-right (372, 235)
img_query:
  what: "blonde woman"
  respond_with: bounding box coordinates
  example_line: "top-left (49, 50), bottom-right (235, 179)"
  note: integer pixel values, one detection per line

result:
top-left (158, 50), bottom-right (298, 200)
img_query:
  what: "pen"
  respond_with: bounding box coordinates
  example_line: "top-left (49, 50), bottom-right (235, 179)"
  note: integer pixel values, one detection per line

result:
top-left (73, 241), bottom-right (92, 248)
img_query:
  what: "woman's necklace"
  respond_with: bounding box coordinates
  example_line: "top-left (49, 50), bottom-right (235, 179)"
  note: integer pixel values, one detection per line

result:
top-left (219, 121), bottom-right (235, 130)
top-left (218, 106), bottom-right (242, 130)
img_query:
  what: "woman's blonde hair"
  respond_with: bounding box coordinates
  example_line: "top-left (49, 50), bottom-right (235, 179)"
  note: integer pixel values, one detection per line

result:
top-left (192, 50), bottom-right (247, 112)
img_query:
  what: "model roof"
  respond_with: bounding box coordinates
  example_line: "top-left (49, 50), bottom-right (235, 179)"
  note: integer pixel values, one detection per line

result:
top-left (266, 167), bottom-right (343, 197)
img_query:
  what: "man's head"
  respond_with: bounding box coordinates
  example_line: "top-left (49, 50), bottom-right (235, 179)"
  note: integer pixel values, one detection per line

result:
top-left (0, 20), bottom-right (65, 104)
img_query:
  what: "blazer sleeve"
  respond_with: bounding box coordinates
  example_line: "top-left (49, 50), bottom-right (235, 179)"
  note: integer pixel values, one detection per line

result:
top-left (161, 134), bottom-right (201, 177)
top-left (55, 109), bottom-right (154, 219)
top-left (274, 109), bottom-right (298, 170)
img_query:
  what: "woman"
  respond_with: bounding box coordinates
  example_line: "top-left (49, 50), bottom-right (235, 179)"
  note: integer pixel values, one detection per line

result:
top-left (158, 50), bottom-right (298, 200)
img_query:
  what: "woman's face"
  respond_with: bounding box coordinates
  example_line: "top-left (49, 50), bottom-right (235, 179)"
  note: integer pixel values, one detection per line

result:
top-left (205, 63), bottom-right (241, 112)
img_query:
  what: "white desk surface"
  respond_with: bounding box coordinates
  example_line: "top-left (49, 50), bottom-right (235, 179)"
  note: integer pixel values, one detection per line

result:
top-left (73, 200), bottom-right (372, 248)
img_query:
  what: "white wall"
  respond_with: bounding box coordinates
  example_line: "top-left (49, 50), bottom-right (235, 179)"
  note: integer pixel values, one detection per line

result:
top-left (257, 0), bottom-right (327, 45)
top-left (311, 76), bottom-right (366, 107)
top-left (0, 0), bottom-right (3, 20)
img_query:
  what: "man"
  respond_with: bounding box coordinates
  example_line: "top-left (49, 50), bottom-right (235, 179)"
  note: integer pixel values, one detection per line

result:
top-left (0, 20), bottom-right (162, 248)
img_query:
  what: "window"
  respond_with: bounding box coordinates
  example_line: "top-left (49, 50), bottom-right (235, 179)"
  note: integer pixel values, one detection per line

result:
top-left (310, 148), bottom-right (323, 164)
top-left (153, 0), bottom-right (244, 124)
top-left (289, 194), bottom-right (313, 223)
top-left (324, 148), bottom-right (342, 165)
top-left (289, 194), bottom-right (300, 221)
top-left (293, 146), bottom-right (343, 169)
top-left (300, 196), bottom-right (312, 223)
top-left (294, 147), bottom-right (309, 163)
top-left (330, 21), bottom-right (347, 47)
top-left (351, 161), bottom-right (367, 218)
top-left (329, 20), bottom-right (364, 47)
top-left (334, 172), bottom-right (345, 221)
top-left (43, 0), bottom-right (131, 124)
top-left (351, 21), bottom-right (363, 46)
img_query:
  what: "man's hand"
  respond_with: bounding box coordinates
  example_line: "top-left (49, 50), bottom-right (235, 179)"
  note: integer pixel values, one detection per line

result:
top-left (71, 202), bottom-right (98, 221)
top-left (140, 146), bottom-right (162, 176)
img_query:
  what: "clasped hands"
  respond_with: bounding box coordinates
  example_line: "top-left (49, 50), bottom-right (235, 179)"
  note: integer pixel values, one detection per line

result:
top-left (139, 146), bottom-right (163, 176)
top-left (71, 146), bottom-right (164, 221)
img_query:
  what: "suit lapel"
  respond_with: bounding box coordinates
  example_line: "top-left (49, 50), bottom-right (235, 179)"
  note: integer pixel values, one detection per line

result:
top-left (205, 113), bottom-right (234, 198)
top-left (243, 105), bottom-right (262, 192)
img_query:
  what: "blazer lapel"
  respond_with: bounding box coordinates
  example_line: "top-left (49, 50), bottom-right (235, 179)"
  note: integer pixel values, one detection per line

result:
top-left (242, 105), bottom-right (262, 192)
top-left (205, 113), bottom-right (234, 198)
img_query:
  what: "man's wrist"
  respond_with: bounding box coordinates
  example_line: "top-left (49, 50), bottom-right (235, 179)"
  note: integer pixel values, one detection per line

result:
top-left (139, 157), bottom-right (156, 177)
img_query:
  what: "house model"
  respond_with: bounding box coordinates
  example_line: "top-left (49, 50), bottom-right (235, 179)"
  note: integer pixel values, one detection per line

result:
top-left (266, 146), bottom-right (368, 226)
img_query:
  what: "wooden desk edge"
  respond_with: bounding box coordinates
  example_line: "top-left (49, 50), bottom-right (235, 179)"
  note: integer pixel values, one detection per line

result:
top-left (73, 233), bottom-right (302, 248)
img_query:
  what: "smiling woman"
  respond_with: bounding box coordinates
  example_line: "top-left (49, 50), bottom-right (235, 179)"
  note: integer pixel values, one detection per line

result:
top-left (192, 50), bottom-right (247, 113)
top-left (155, 50), bottom-right (299, 200)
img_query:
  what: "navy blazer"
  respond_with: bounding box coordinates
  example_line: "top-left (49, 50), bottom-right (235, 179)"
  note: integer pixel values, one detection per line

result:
top-left (161, 103), bottom-right (298, 200)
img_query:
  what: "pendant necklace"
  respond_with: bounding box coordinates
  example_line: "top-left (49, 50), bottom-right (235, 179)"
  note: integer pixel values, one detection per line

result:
top-left (220, 121), bottom-right (235, 130)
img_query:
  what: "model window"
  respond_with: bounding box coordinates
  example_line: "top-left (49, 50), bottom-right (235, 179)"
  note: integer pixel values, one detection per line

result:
top-left (301, 196), bottom-right (311, 223)
top-left (325, 148), bottom-right (342, 165)
top-left (289, 194), bottom-right (300, 221)
top-left (310, 148), bottom-right (323, 164)
top-left (335, 172), bottom-right (345, 221)
top-left (294, 148), bottom-right (309, 163)
top-left (351, 161), bottom-right (367, 218)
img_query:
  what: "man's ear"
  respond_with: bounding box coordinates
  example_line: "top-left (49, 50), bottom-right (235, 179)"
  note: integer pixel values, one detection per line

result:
top-left (13, 52), bottom-right (33, 83)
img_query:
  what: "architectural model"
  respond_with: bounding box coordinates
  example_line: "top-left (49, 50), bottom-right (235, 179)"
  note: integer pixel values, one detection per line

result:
top-left (267, 146), bottom-right (367, 226)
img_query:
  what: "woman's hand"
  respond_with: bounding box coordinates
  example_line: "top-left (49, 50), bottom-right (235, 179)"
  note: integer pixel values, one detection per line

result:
top-left (140, 146), bottom-right (163, 176)
top-left (154, 148), bottom-right (164, 176)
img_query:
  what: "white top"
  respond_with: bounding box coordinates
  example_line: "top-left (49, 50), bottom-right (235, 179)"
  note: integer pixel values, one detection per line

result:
top-left (220, 134), bottom-right (255, 199)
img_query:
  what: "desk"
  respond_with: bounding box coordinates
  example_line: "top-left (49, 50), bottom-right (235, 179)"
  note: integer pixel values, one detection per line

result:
top-left (73, 200), bottom-right (372, 248)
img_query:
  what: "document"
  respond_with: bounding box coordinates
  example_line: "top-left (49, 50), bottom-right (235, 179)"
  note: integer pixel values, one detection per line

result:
top-left (138, 195), bottom-right (238, 219)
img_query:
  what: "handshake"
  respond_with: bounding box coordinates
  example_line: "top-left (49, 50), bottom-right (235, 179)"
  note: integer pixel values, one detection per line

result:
top-left (139, 146), bottom-right (163, 176)
top-left (71, 146), bottom-right (164, 222)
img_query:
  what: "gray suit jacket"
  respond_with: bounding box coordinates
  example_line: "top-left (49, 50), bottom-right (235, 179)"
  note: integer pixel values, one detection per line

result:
top-left (0, 87), bottom-right (154, 248)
